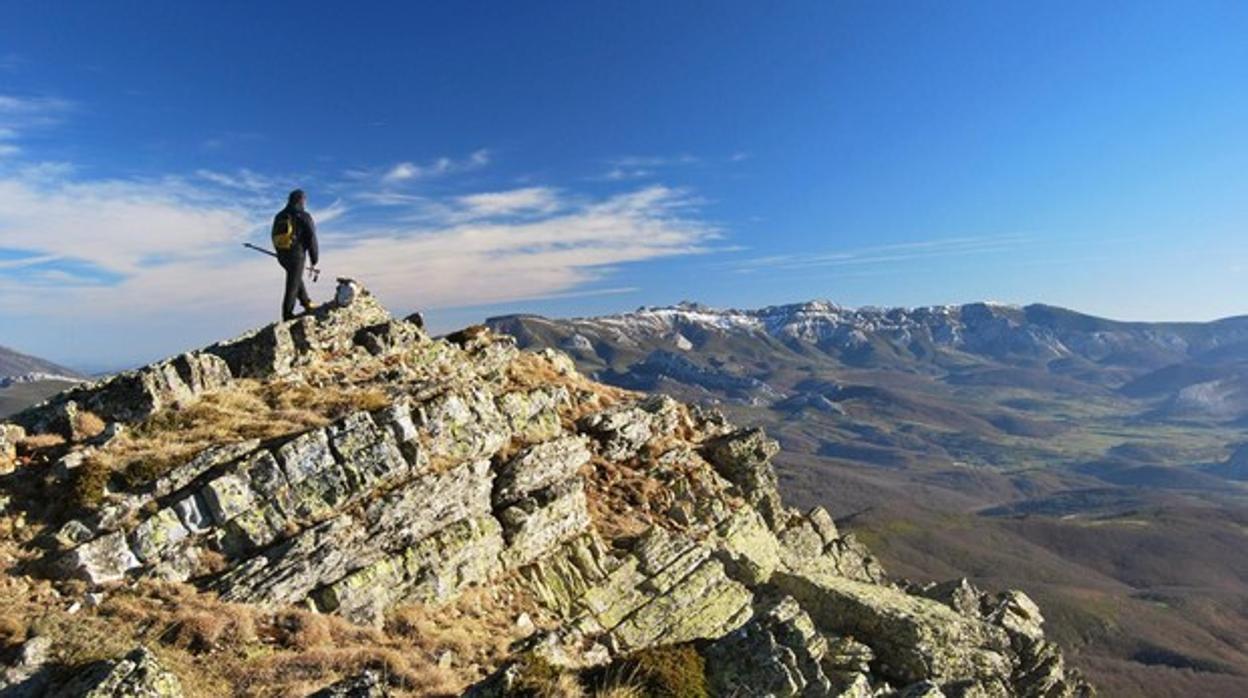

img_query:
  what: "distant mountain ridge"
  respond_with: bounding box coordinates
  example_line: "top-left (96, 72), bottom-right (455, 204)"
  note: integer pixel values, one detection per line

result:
top-left (493, 299), bottom-right (1248, 371)
top-left (0, 346), bottom-right (87, 419)
top-left (490, 300), bottom-right (1248, 420)
top-left (0, 345), bottom-right (84, 380)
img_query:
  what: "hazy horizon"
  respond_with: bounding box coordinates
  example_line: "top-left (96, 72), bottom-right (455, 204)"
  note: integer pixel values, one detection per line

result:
top-left (13, 293), bottom-right (1248, 377)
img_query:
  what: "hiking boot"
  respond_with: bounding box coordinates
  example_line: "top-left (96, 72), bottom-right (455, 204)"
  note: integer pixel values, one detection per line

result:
top-left (302, 301), bottom-right (319, 312)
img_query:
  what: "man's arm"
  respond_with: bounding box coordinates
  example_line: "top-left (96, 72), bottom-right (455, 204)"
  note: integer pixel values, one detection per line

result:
top-left (302, 212), bottom-right (320, 266)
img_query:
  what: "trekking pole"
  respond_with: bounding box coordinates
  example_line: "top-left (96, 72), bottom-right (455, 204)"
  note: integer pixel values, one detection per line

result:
top-left (243, 242), bottom-right (277, 259)
top-left (242, 243), bottom-right (321, 282)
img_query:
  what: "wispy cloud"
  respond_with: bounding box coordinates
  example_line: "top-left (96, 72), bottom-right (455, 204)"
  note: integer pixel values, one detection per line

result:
top-left (315, 198), bottom-right (350, 225)
top-left (320, 185), bottom-right (717, 312)
top-left (0, 96), bottom-right (70, 162)
top-left (354, 191), bottom-right (427, 206)
top-left (453, 285), bottom-right (641, 309)
top-left (372, 148), bottom-right (491, 184)
top-left (0, 253), bottom-right (60, 270)
top-left (0, 95), bottom-right (73, 116)
top-left (596, 152), bottom-right (747, 181)
top-left (0, 96), bottom-right (73, 134)
top-left (200, 131), bottom-right (265, 152)
top-left (0, 173), bottom-right (253, 278)
top-left (195, 168), bottom-right (274, 192)
top-left (597, 153), bottom-right (700, 181)
top-left (728, 234), bottom-right (1032, 273)
top-left (612, 154), bottom-right (701, 168)
top-left (0, 94), bottom-right (73, 144)
top-left (383, 161), bottom-right (436, 183)
top-left (602, 167), bottom-right (654, 181)
top-left (454, 186), bottom-right (561, 218)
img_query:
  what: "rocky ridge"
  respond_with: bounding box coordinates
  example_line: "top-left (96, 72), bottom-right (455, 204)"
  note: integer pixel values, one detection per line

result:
top-left (0, 286), bottom-right (1092, 697)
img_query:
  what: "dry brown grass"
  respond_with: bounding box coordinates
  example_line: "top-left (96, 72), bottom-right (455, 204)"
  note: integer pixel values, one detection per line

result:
top-left (72, 410), bottom-right (106, 440)
top-left (255, 379), bottom-right (391, 418)
top-left (506, 352), bottom-right (570, 390)
top-left (0, 612), bottom-right (27, 646)
top-left (0, 575), bottom-right (551, 698)
top-left (583, 645), bottom-right (708, 698)
top-left (234, 607), bottom-right (467, 697)
top-left (582, 455), bottom-right (674, 542)
top-left (72, 378), bottom-right (392, 506)
top-left (385, 587), bottom-right (532, 675)
top-left (506, 352), bottom-right (634, 411)
top-left (545, 673), bottom-right (587, 698)
top-left (70, 456), bottom-right (115, 510)
top-left (592, 684), bottom-right (646, 698)
top-left (582, 440), bottom-right (743, 544)
top-left (17, 433), bottom-right (65, 450)
top-left (507, 656), bottom-right (650, 698)
top-left (166, 604), bottom-right (258, 652)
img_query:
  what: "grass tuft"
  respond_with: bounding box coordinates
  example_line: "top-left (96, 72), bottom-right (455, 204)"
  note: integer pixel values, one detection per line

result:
top-left (588, 645), bottom-right (708, 698)
top-left (72, 410), bottom-right (106, 440)
top-left (70, 457), bottom-right (115, 511)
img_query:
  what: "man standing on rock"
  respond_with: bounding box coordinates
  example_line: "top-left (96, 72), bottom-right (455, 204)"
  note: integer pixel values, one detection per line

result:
top-left (271, 189), bottom-right (320, 320)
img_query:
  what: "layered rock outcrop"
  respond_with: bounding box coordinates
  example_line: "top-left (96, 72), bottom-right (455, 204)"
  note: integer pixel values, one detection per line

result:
top-left (1, 286), bottom-right (1093, 697)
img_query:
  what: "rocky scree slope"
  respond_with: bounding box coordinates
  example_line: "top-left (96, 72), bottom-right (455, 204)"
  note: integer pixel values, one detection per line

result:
top-left (0, 288), bottom-right (1092, 697)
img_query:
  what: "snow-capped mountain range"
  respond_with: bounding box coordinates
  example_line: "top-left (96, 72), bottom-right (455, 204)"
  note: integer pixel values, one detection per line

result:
top-left (494, 300), bottom-right (1248, 370)
top-left (486, 298), bottom-right (1248, 426)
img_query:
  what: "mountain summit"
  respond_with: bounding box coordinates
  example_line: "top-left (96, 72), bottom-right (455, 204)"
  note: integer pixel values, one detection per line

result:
top-left (0, 286), bottom-right (1091, 697)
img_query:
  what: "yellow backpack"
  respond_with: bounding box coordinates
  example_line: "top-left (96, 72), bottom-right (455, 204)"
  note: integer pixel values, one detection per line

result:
top-left (272, 213), bottom-right (296, 252)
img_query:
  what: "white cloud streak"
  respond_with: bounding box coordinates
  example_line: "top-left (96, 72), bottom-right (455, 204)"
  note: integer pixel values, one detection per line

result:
top-left (323, 185), bottom-right (716, 311)
top-left (0, 95), bottom-right (73, 115)
top-left (377, 149), bottom-right (491, 183)
top-left (595, 154), bottom-right (699, 181)
top-left (456, 186), bottom-right (560, 217)
top-left (611, 154), bottom-right (700, 168)
top-left (595, 152), bottom-right (744, 181)
top-left (0, 95), bottom-right (72, 140)
top-left (0, 175), bottom-right (253, 276)
top-left (728, 234), bottom-right (1032, 273)
top-left (195, 168), bottom-right (274, 192)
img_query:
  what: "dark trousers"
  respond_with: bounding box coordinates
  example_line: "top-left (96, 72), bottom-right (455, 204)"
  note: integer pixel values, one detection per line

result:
top-left (279, 252), bottom-right (312, 321)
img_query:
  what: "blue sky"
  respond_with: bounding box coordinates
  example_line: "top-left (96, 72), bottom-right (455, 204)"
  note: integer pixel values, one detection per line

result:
top-left (1, 2), bottom-right (1246, 371)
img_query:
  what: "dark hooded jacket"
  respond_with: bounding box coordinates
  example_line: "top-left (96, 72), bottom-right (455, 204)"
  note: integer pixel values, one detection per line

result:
top-left (274, 204), bottom-right (319, 266)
